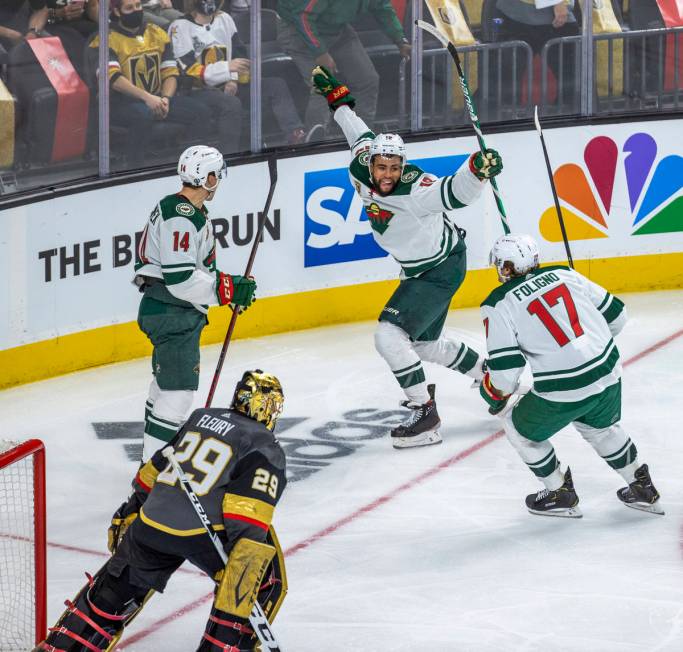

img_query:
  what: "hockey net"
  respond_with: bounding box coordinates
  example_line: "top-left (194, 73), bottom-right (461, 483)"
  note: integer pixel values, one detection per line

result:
top-left (0, 439), bottom-right (47, 649)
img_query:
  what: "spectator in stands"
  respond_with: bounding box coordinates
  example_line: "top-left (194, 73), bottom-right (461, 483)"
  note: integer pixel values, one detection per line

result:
top-left (142, 0), bottom-right (182, 29)
top-left (89, 0), bottom-right (217, 168)
top-left (0, 0), bottom-right (48, 51)
top-left (277, 0), bottom-right (411, 141)
top-left (491, 1), bottom-right (580, 107)
top-left (45, 0), bottom-right (98, 76)
top-left (170, 0), bottom-right (306, 146)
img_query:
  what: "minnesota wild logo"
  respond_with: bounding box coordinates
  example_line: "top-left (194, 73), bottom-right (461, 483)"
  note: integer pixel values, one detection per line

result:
top-left (365, 202), bottom-right (394, 235)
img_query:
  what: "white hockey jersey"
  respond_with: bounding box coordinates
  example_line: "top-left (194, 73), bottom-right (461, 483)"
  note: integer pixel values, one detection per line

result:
top-left (135, 193), bottom-right (218, 313)
top-left (334, 106), bottom-right (485, 278)
top-left (169, 12), bottom-right (239, 87)
top-left (481, 265), bottom-right (627, 402)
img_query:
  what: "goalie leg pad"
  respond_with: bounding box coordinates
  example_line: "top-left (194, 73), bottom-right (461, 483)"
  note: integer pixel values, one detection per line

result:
top-left (257, 526), bottom-right (288, 623)
top-left (37, 565), bottom-right (152, 652)
top-left (215, 538), bottom-right (276, 619)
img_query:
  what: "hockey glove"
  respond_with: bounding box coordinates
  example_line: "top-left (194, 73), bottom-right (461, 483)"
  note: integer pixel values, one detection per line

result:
top-left (469, 148), bottom-right (503, 179)
top-left (108, 493), bottom-right (142, 554)
top-left (311, 65), bottom-right (356, 111)
top-left (216, 272), bottom-right (256, 308)
top-left (479, 372), bottom-right (511, 416)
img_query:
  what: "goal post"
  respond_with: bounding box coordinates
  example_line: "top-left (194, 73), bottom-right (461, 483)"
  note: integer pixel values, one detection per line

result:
top-left (0, 438), bottom-right (47, 649)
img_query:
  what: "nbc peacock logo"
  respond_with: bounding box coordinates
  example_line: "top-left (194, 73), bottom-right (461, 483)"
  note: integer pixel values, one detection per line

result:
top-left (539, 132), bottom-right (683, 241)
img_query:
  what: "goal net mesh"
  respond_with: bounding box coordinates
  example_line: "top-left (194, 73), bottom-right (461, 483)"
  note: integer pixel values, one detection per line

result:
top-left (0, 439), bottom-right (37, 650)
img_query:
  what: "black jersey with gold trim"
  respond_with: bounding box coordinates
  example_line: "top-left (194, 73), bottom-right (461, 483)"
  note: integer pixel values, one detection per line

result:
top-left (90, 21), bottom-right (178, 94)
top-left (135, 408), bottom-right (286, 543)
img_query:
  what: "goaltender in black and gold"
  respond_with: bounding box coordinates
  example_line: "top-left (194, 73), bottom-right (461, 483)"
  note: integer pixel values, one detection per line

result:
top-left (36, 370), bottom-right (287, 652)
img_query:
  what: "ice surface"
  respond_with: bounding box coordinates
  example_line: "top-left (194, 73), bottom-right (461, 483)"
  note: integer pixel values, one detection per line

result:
top-left (1, 290), bottom-right (682, 652)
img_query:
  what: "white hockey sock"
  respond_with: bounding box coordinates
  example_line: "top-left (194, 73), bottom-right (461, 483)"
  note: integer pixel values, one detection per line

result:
top-left (504, 414), bottom-right (564, 490)
top-left (574, 422), bottom-right (640, 483)
top-left (142, 388), bottom-right (194, 461)
top-left (375, 322), bottom-right (430, 404)
top-left (414, 336), bottom-right (483, 380)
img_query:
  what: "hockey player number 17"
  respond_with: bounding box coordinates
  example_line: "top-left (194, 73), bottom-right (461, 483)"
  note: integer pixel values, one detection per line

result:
top-left (527, 283), bottom-right (585, 347)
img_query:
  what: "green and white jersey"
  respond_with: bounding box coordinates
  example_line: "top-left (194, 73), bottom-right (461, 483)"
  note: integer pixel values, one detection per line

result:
top-left (333, 105), bottom-right (484, 278)
top-left (135, 193), bottom-right (218, 312)
top-left (480, 265), bottom-right (627, 403)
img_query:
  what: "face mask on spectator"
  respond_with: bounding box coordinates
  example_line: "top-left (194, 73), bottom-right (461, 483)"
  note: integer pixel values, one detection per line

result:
top-left (196, 0), bottom-right (218, 16)
top-left (120, 9), bottom-right (144, 29)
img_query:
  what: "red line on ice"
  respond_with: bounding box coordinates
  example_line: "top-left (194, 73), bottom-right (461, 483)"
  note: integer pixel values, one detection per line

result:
top-left (48, 327), bottom-right (682, 649)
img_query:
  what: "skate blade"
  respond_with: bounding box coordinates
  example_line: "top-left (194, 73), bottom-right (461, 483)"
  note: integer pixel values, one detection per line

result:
top-left (622, 500), bottom-right (665, 515)
top-left (527, 506), bottom-right (583, 519)
top-left (392, 430), bottom-right (442, 449)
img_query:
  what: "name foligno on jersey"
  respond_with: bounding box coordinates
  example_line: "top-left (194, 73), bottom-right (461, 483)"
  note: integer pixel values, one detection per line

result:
top-left (511, 272), bottom-right (561, 302)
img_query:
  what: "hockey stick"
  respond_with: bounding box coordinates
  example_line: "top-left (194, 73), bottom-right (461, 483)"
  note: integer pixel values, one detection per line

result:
top-left (533, 106), bottom-right (574, 268)
top-left (205, 157), bottom-right (279, 408)
top-left (415, 19), bottom-right (510, 235)
top-left (161, 447), bottom-right (283, 651)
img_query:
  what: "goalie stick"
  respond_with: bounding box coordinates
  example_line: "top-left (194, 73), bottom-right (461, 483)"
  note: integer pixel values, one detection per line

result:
top-left (415, 19), bottom-right (510, 235)
top-left (534, 106), bottom-right (574, 268)
top-left (205, 156), bottom-right (279, 408)
top-left (161, 447), bottom-right (283, 651)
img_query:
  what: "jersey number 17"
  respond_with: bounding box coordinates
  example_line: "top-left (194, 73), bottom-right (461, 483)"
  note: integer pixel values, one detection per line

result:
top-left (527, 283), bottom-right (584, 347)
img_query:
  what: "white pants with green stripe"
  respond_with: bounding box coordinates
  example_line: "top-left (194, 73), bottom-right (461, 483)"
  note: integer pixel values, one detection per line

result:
top-left (504, 412), bottom-right (641, 491)
top-left (375, 322), bottom-right (484, 403)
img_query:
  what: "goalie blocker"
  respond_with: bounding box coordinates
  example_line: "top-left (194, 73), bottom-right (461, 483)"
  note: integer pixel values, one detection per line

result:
top-left (36, 370), bottom-right (288, 652)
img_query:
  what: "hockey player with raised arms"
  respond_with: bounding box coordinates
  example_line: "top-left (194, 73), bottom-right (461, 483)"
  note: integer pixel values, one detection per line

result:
top-left (479, 234), bottom-right (663, 517)
top-left (134, 145), bottom-right (256, 461)
top-left (35, 370), bottom-right (287, 652)
top-left (311, 65), bottom-right (503, 449)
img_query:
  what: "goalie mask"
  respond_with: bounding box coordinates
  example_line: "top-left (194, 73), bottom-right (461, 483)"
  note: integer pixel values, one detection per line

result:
top-left (489, 234), bottom-right (540, 283)
top-left (231, 370), bottom-right (284, 431)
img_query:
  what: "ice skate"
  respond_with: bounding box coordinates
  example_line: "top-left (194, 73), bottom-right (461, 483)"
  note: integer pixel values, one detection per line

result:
top-left (617, 464), bottom-right (664, 515)
top-left (526, 467), bottom-right (582, 518)
top-left (391, 384), bottom-right (442, 449)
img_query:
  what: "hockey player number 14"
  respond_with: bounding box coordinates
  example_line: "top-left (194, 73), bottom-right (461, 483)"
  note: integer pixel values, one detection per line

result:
top-left (157, 431), bottom-right (234, 496)
top-left (527, 283), bottom-right (585, 347)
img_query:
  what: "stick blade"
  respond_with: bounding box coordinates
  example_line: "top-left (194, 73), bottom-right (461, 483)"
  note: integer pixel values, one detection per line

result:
top-left (414, 19), bottom-right (448, 47)
top-left (533, 105), bottom-right (542, 134)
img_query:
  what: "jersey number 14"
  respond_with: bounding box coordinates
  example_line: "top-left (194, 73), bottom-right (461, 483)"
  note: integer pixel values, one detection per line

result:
top-left (527, 283), bottom-right (585, 347)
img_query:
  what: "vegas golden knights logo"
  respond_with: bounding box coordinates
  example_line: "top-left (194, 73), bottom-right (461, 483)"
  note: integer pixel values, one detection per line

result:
top-left (201, 44), bottom-right (227, 66)
top-left (129, 53), bottom-right (161, 93)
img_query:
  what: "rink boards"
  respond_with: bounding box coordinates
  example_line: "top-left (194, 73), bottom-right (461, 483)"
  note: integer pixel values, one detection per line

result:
top-left (1, 118), bottom-right (682, 388)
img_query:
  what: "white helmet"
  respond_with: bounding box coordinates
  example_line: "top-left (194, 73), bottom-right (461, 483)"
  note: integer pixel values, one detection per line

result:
top-left (489, 233), bottom-right (540, 282)
top-left (177, 145), bottom-right (227, 192)
top-left (369, 133), bottom-right (406, 167)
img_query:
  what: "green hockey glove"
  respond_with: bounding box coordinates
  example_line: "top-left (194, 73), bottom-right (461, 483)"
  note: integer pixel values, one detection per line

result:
top-left (311, 65), bottom-right (356, 111)
top-left (469, 148), bottom-right (503, 179)
top-left (479, 371), bottom-right (511, 415)
top-left (216, 272), bottom-right (256, 308)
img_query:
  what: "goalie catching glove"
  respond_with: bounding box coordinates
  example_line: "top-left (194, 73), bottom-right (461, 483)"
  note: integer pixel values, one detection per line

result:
top-left (311, 65), bottom-right (356, 111)
top-left (469, 148), bottom-right (503, 179)
top-left (216, 272), bottom-right (256, 308)
top-left (479, 371), bottom-right (511, 415)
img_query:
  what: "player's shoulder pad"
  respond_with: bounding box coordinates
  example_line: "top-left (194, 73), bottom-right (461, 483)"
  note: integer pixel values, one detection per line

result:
top-left (350, 149), bottom-right (373, 188)
top-left (159, 194), bottom-right (207, 231)
top-left (397, 164), bottom-right (429, 194)
top-left (228, 412), bottom-right (287, 471)
top-left (480, 275), bottom-right (527, 309)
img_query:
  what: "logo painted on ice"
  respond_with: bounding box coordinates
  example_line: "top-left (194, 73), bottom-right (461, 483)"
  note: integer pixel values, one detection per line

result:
top-left (539, 132), bottom-right (683, 242)
top-left (304, 154), bottom-right (469, 267)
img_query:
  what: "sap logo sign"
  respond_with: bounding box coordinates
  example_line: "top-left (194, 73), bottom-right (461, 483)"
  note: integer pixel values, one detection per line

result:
top-left (304, 154), bottom-right (469, 267)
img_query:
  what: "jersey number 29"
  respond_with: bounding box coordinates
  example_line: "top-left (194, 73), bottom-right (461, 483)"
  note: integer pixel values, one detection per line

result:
top-left (157, 431), bottom-right (233, 496)
top-left (527, 283), bottom-right (585, 347)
